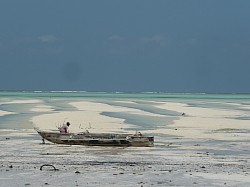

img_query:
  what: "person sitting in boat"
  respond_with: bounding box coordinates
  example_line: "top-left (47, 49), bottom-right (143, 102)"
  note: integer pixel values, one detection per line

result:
top-left (58, 122), bottom-right (70, 133)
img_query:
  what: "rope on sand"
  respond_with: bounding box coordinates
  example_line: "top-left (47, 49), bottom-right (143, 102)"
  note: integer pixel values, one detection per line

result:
top-left (40, 164), bottom-right (58, 171)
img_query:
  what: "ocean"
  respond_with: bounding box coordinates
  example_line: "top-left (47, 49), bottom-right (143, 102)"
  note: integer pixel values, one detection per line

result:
top-left (1, 91), bottom-right (250, 186)
top-left (1, 91), bottom-right (250, 129)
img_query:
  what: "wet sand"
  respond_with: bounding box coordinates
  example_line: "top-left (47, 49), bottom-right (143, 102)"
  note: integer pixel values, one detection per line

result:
top-left (0, 99), bottom-right (250, 186)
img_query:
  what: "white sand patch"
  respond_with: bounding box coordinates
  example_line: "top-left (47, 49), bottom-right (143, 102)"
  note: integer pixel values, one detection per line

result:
top-left (31, 101), bottom-right (131, 133)
top-left (113, 100), bottom-right (136, 104)
top-left (145, 101), bottom-right (250, 141)
top-left (224, 102), bottom-right (250, 110)
top-left (31, 101), bottom-right (165, 133)
top-left (238, 105), bottom-right (250, 110)
top-left (1, 99), bottom-right (42, 104)
top-left (0, 99), bottom-right (42, 116)
top-left (70, 101), bottom-right (163, 117)
top-left (190, 172), bottom-right (250, 184)
top-left (30, 105), bottom-right (54, 112)
top-left (0, 110), bottom-right (15, 116)
top-left (31, 110), bottom-right (134, 133)
top-left (157, 101), bottom-right (246, 118)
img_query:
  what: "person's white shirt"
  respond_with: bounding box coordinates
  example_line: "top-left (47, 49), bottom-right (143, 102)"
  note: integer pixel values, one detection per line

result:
top-left (58, 122), bottom-right (70, 133)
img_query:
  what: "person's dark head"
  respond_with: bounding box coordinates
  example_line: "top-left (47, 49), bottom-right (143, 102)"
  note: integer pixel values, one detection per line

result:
top-left (66, 122), bottom-right (70, 126)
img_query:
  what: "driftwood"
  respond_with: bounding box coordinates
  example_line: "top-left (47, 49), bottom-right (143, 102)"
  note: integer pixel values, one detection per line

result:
top-left (40, 164), bottom-right (58, 171)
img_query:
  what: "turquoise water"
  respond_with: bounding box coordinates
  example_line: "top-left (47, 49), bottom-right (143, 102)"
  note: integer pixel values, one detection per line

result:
top-left (1, 91), bottom-right (250, 131)
top-left (1, 91), bottom-right (250, 100)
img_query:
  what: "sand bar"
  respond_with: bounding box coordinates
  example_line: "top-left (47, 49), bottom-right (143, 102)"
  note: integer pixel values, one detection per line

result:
top-left (0, 99), bottom-right (43, 116)
top-left (32, 101), bottom-right (162, 133)
top-left (145, 101), bottom-right (250, 141)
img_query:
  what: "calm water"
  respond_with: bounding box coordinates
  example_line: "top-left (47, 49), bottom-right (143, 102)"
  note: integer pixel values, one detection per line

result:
top-left (1, 91), bottom-right (250, 131)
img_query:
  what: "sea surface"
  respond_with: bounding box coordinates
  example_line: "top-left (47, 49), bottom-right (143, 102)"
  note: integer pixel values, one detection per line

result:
top-left (1, 91), bottom-right (250, 186)
top-left (1, 91), bottom-right (250, 130)
top-left (1, 91), bottom-right (250, 150)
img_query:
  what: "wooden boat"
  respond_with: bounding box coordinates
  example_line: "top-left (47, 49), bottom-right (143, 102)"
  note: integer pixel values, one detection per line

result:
top-left (35, 129), bottom-right (154, 147)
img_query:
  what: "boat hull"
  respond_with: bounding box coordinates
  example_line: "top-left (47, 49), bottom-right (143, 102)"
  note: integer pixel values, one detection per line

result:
top-left (36, 130), bottom-right (154, 147)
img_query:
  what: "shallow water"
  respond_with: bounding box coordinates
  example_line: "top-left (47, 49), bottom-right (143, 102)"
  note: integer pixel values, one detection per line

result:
top-left (1, 92), bottom-right (250, 186)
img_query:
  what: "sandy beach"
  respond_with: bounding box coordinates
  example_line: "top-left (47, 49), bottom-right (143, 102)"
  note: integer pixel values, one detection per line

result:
top-left (152, 101), bottom-right (250, 140)
top-left (1, 96), bottom-right (250, 186)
